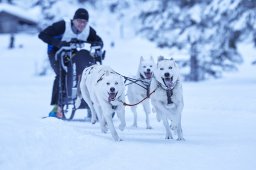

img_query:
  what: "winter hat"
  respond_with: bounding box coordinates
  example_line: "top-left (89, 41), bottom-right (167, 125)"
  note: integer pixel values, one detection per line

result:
top-left (73, 8), bottom-right (89, 21)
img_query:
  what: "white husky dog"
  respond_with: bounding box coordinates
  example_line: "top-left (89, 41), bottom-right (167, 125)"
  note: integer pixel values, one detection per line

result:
top-left (150, 56), bottom-right (184, 140)
top-left (76, 65), bottom-right (126, 141)
top-left (127, 56), bottom-right (155, 129)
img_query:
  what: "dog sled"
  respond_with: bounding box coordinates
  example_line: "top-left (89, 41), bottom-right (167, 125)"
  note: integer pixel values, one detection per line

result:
top-left (55, 38), bottom-right (105, 120)
top-left (48, 39), bottom-right (155, 122)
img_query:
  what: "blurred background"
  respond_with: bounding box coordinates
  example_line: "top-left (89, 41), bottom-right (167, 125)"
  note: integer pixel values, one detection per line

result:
top-left (0, 0), bottom-right (256, 81)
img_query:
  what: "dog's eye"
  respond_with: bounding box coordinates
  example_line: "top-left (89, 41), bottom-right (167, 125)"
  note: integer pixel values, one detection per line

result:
top-left (143, 66), bottom-right (146, 68)
top-left (160, 68), bottom-right (164, 70)
top-left (106, 82), bottom-right (110, 85)
top-left (115, 82), bottom-right (118, 85)
top-left (150, 65), bottom-right (152, 67)
top-left (169, 66), bottom-right (172, 69)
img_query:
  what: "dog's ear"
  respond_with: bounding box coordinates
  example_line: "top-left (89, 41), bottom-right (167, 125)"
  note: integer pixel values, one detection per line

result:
top-left (173, 60), bottom-right (177, 67)
top-left (169, 57), bottom-right (177, 66)
top-left (158, 56), bottom-right (164, 61)
top-left (140, 56), bottom-right (144, 63)
top-left (150, 56), bottom-right (154, 62)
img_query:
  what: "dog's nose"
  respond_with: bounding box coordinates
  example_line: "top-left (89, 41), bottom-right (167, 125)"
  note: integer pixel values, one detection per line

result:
top-left (164, 72), bottom-right (170, 77)
top-left (110, 87), bottom-right (115, 92)
top-left (147, 68), bottom-right (151, 72)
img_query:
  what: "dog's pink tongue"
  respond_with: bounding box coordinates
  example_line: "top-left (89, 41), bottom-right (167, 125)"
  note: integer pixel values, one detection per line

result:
top-left (165, 80), bottom-right (174, 88)
top-left (144, 72), bottom-right (152, 79)
top-left (108, 93), bottom-right (116, 101)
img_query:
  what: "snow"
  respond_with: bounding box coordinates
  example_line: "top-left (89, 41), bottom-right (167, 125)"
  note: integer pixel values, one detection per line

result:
top-left (0, 3), bottom-right (38, 23)
top-left (0, 32), bottom-right (256, 170)
top-left (189, 4), bottom-right (201, 23)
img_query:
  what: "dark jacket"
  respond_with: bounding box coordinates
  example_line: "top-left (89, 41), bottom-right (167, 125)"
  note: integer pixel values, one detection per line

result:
top-left (38, 20), bottom-right (103, 55)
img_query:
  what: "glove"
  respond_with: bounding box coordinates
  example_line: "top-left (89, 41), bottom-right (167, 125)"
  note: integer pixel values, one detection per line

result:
top-left (91, 41), bottom-right (103, 48)
top-left (95, 50), bottom-right (106, 61)
top-left (90, 48), bottom-right (101, 58)
top-left (95, 49), bottom-right (102, 57)
top-left (90, 42), bottom-right (103, 49)
top-left (58, 41), bottom-right (69, 48)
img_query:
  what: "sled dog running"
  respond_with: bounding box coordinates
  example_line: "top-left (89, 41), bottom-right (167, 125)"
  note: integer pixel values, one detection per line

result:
top-left (150, 56), bottom-right (184, 140)
top-left (76, 64), bottom-right (126, 141)
top-left (127, 56), bottom-right (155, 129)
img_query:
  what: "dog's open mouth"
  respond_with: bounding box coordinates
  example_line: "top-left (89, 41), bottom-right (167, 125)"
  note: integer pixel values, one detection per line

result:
top-left (108, 92), bottom-right (118, 102)
top-left (163, 76), bottom-right (174, 89)
top-left (144, 72), bottom-right (152, 79)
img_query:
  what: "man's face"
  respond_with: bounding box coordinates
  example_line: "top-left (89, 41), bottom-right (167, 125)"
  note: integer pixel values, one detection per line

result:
top-left (73, 19), bottom-right (87, 33)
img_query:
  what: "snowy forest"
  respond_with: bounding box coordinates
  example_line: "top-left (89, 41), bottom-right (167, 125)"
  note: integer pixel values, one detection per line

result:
top-left (3, 0), bottom-right (256, 81)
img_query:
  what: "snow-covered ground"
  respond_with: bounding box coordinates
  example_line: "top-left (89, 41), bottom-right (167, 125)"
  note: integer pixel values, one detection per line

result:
top-left (0, 33), bottom-right (256, 170)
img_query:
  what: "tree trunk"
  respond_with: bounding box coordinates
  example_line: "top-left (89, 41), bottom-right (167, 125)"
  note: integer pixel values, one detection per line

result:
top-left (189, 42), bottom-right (199, 81)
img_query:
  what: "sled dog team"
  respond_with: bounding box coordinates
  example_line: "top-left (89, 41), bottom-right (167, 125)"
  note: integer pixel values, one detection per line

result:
top-left (76, 56), bottom-right (184, 141)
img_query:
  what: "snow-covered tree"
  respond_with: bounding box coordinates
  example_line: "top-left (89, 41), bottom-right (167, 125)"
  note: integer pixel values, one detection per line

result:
top-left (137, 0), bottom-right (256, 81)
top-left (31, 0), bottom-right (97, 30)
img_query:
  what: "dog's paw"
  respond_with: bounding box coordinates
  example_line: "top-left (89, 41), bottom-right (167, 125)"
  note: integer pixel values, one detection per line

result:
top-left (114, 137), bottom-right (123, 142)
top-left (91, 118), bottom-right (97, 124)
top-left (165, 134), bottom-right (173, 140)
top-left (177, 137), bottom-right (185, 141)
top-left (119, 123), bottom-right (126, 131)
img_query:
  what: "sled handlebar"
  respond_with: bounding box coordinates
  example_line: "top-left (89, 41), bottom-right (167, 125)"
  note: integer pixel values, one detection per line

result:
top-left (55, 38), bottom-right (103, 61)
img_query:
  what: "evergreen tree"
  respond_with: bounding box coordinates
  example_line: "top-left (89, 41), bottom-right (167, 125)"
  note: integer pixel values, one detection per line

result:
top-left (137, 0), bottom-right (256, 81)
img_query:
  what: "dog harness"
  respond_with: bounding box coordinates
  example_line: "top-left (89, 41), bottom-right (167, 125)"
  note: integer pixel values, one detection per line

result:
top-left (158, 79), bottom-right (179, 104)
top-left (139, 74), bottom-right (151, 97)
